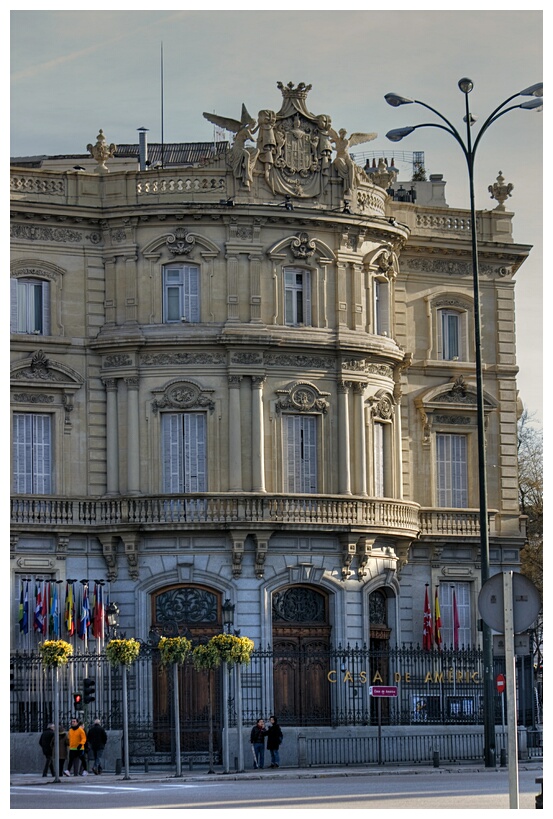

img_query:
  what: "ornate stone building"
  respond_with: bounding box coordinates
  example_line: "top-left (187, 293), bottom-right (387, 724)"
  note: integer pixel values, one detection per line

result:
top-left (10, 82), bottom-right (530, 727)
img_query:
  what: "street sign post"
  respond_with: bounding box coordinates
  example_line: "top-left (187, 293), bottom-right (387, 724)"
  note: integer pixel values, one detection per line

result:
top-left (369, 686), bottom-right (398, 697)
top-left (369, 686), bottom-right (398, 763)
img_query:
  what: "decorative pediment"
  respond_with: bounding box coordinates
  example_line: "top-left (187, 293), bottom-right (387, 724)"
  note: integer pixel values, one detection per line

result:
top-left (363, 243), bottom-right (399, 279)
top-left (275, 381), bottom-right (330, 414)
top-left (267, 232), bottom-right (335, 263)
top-left (151, 379), bottom-right (215, 414)
top-left (141, 230), bottom-right (220, 259)
top-left (11, 350), bottom-right (83, 390)
top-left (369, 391), bottom-right (395, 420)
top-left (415, 375), bottom-right (497, 443)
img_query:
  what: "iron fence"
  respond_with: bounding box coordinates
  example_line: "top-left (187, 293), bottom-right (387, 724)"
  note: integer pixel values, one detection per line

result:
top-left (10, 642), bottom-right (540, 763)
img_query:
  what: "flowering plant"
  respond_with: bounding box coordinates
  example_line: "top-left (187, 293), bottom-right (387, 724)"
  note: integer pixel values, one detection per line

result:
top-left (39, 639), bottom-right (73, 668)
top-left (192, 634), bottom-right (255, 671)
top-left (158, 636), bottom-right (192, 666)
top-left (105, 638), bottom-right (141, 666)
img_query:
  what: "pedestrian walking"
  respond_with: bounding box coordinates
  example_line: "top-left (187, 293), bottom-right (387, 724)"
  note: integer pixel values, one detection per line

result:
top-left (58, 728), bottom-right (68, 777)
top-left (64, 718), bottom-right (88, 776)
top-left (87, 718), bottom-right (108, 774)
top-left (39, 723), bottom-right (55, 777)
top-left (250, 718), bottom-right (268, 769)
top-left (266, 715), bottom-right (283, 768)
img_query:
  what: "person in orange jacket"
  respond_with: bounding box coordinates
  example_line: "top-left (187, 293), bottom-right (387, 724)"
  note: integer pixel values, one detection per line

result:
top-left (64, 718), bottom-right (88, 776)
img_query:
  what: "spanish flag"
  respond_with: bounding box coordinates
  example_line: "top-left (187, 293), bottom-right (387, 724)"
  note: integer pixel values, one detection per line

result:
top-left (434, 587), bottom-right (442, 651)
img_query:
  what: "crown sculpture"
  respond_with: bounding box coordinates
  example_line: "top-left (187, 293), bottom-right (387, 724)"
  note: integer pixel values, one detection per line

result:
top-left (204, 81), bottom-right (378, 199)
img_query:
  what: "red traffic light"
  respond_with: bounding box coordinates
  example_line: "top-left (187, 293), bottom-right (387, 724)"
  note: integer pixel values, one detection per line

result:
top-left (73, 692), bottom-right (83, 707)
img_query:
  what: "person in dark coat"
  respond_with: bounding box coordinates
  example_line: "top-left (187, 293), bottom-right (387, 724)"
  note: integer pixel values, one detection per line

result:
top-left (266, 715), bottom-right (283, 768)
top-left (249, 718), bottom-right (268, 769)
top-left (87, 718), bottom-right (108, 774)
top-left (39, 723), bottom-right (55, 777)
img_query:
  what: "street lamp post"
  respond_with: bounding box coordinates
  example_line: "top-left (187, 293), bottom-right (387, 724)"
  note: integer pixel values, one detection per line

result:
top-left (221, 599), bottom-right (235, 773)
top-left (384, 79), bottom-right (542, 768)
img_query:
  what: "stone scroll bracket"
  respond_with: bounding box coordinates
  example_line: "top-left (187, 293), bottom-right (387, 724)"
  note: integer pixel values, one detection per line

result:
top-left (98, 534), bottom-right (119, 582)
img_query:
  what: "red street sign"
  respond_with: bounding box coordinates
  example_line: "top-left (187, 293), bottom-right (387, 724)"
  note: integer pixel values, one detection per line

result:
top-left (369, 685), bottom-right (398, 697)
top-left (496, 673), bottom-right (506, 694)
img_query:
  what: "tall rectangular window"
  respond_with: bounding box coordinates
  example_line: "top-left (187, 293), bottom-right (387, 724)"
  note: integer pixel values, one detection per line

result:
top-left (10, 279), bottom-right (50, 335)
top-left (439, 582), bottom-right (471, 648)
top-left (163, 266), bottom-right (200, 323)
top-left (438, 309), bottom-right (466, 360)
top-left (373, 422), bottom-right (384, 497)
top-left (284, 269), bottom-right (311, 326)
top-left (374, 279), bottom-right (390, 336)
top-left (13, 413), bottom-right (52, 494)
top-left (436, 433), bottom-right (468, 507)
top-left (284, 414), bottom-right (317, 493)
top-left (161, 412), bottom-right (206, 493)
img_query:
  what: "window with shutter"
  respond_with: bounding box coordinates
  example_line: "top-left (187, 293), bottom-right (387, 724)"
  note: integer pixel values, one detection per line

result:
top-left (284, 414), bottom-right (317, 493)
top-left (439, 582), bottom-right (471, 647)
top-left (161, 412), bottom-right (206, 493)
top-left (284, 268), bottom-right (311, 326)
top-left (374, 279), bottom-right (390, 336)
top-left (436, 433), bottom-right (468, 508)
top-left (437, 308), bottom-right (467, 360)
top-left (13, 413), bottom-right (52, 494)
top-left (373, 422), bottom-right (384, 497)
top-left (10, 279), bottom-right (50, 335)
top-left (163, 266), bottom-right (200, 323)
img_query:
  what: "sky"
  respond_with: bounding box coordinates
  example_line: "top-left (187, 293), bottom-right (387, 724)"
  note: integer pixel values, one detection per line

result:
top-left (8, 4), bottom-right (544, 423)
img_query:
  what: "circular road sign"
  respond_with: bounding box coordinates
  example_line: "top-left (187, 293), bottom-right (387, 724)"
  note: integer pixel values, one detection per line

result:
top-left (478, 572), bottom-right (540, 633)
top-left (496, 673), bottom-right (506, 694)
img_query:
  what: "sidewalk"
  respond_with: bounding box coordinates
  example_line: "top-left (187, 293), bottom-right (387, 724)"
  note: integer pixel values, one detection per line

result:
top-left (11, 759), bottom-right (543, 787)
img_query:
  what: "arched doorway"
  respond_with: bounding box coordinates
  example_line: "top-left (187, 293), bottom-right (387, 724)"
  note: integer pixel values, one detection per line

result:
top-left (151, 584), bottom-right (223, 754)
top-left (369, 588), bottom-right (392, 723)
top-left (272, 585), bottom-right (331, 725)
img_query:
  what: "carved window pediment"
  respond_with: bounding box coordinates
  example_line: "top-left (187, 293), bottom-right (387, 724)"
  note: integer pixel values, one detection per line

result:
top-left (151, 379), bottom-right (215, 414)
top-left (11, 350), bottom-right (83, 391)
top-left (275, 381), bottom-right (330, 414)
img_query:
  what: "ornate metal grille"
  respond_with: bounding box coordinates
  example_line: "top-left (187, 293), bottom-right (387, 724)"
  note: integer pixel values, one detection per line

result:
top-left (272, 587), bottom-right (326, 623)
top-left (155, 587), bottom-right (218, 624)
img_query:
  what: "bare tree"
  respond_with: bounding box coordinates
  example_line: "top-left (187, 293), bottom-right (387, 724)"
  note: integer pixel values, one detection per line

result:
top-left (517, 409), bottom-right (543, 698)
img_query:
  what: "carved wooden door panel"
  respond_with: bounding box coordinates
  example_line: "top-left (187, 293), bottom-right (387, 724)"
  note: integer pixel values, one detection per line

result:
top-left (151, 585), bottom-right (222, 755)
top-left (272, 586), bottom-right (331, 725)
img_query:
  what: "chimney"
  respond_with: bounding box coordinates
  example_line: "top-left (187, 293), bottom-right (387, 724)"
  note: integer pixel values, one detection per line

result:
top-left (137, 127), bottom-right (149, 171)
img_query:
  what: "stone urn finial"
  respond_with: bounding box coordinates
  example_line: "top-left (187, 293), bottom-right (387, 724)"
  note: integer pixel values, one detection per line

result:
top-left (488, 171), bottom-right (513, 210)
top-left (87, 129), bottom-right (117, 173)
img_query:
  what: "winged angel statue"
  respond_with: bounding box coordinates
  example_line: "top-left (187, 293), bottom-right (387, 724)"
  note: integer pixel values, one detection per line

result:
top-left (203, 105), bottom-right (259, 189)
top-left (329, 128), bottom-right (377, 195)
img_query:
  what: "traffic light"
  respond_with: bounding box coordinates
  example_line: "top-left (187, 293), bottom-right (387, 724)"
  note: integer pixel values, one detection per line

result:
top-left (73, 692), bottom-right (83, 709)
top-left (83, 677), bottom-right (96, 704)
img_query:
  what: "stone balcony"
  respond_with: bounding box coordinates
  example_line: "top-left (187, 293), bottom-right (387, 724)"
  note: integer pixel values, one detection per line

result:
top-left (9, 493), bottom-right (520, 543)
top-left (11, 493), bottom-right (421, 538)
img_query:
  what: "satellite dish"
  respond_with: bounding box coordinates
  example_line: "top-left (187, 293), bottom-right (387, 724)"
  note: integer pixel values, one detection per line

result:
top-left (478, 572), bottom-right (540, 633)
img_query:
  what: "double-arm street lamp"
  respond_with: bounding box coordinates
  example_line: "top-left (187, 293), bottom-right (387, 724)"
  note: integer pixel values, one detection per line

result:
top-left (384, 80), bottom-right (542, 768)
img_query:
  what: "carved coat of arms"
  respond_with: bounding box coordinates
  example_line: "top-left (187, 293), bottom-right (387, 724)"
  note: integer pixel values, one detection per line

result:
top-left (204, 82), bottom-right (377, 199)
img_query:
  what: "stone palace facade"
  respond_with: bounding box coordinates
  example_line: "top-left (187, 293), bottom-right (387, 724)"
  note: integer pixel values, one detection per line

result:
top-left (10, 81), bottom-right (531, 693)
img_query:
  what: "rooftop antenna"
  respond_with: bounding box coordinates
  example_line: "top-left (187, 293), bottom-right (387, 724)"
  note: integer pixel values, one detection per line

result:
top-left (160, 42), bottom-right (165, 169)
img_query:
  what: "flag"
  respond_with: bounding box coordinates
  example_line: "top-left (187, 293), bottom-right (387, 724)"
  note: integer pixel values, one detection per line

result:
top-left (434, 587), bottom-right (442, 651)
top-left (19, 582), bottom-right (29, 635)
top-left (452, 589), bottom-right (460, 650)
top-left (423, 585), bottom-right (432, 650)
top-left (42, 581), bottom-right (48, 634)
top-left (34, 583), bottom-right (44, 633)
top-left (50, 583), bottom-right (59, 637)
top-left (78, 585), bottom-right (90, 640)
top-left (92, 583), bottom-right (104, 639)
top-left (64, 582), bottom-right (75, 636)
